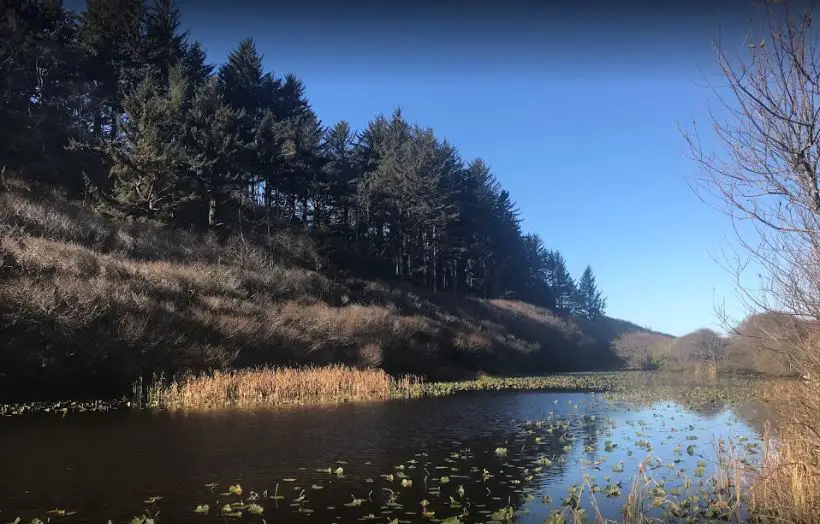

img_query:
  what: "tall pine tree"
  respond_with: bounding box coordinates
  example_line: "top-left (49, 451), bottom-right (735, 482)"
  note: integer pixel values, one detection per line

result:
top-left (141, 0), bottom-right (188, 86)
top-left (184, 77), bottom-right (248, 227)
top-left (577, 266), bottom-right (606, 319)
top-left (545, 250), bottom-right (578, 314)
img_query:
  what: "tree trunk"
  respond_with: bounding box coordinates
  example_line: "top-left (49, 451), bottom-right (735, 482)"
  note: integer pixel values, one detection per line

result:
top-left (264, 180), bottom-right (271, 237)
top-left (208, 193), bottom-right (217, 227)
top-left (93, 108), bottom-right (102, 139)
top-left (432, 225), bottom-right (438, 293)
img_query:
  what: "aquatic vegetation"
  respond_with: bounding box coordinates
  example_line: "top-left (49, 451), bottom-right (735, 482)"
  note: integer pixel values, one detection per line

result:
top-left (343, 495), bottom-right (366, 507)
top-left (246, 503), bottom-right (264, 515)
top-left (0, 399), bottom-right (130, 417)
top-left (128, 513), bottom-right (157, 524)
top-left (0, 372), bottom-right (776, 523)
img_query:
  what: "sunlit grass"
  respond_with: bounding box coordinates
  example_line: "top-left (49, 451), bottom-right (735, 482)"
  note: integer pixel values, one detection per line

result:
top-left (746, 380), bottom-right (820, 523)
top-left (146, 365), bottom-right (423, 408)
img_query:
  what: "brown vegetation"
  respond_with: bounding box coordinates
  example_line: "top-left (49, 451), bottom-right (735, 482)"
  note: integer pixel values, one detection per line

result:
top-left (146, 365), bottom-right (421, 408)
top-left (614, 315), bottom-right (812, 378)
top-left (0, 182), bottom-right (638, 402)
top-left (748, 397), bottom-right (820, 522)
top-left (614, 331), bottom-right (675, 370)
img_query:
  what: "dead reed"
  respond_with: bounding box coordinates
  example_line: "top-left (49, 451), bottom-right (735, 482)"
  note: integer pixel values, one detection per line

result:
top-left (146, 365), bottom-right (423, 409)
top-left (746, 382), bottom-right (820, 523)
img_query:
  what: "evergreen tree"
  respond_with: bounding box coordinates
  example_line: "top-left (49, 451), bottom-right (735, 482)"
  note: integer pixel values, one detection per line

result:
top-left (254, 107), bottom-right (288, 231)
top-left (276, 73), bottom-right (310, 119)
top-left (78, 0), bottom-right (145, 140)
top-left (461, 158), bottom-right (501, 296)
top-left (1, 0), bottom-right (82, 183)
top-left (183, 77), bottom-right (248, 227)
top-left (218, 38), bottom-right (263, 116)
top-left (577, 266), bottom-right (607, 319)
top-left (322, 121), bottom-right (359, 231)
top-left (546, 250), bottom-right (578, 313)
top-left (182, 41), bottom-right (213, 85)
top-left (141, 0), bottom-right (188, 86)
top-left (519, 233), bottom-right (555, 307)
top-left (102, 63), bottom-right (193, 218)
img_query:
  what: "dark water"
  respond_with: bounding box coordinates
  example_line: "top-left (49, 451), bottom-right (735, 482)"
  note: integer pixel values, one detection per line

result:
top-left (0, 391), bottom-right (762, 523)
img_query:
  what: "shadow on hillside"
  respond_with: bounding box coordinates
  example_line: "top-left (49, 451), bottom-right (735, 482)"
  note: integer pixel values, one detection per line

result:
top-left (0, 184), bottom-right (642, 401)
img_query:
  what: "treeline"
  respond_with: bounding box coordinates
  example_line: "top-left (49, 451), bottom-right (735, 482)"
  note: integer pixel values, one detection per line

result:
top-left (1, 0), bottom-right (605, 317)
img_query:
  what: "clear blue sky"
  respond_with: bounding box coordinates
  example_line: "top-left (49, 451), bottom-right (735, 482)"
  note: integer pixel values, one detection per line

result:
top-left (68, 0), bottom-right (762, 336)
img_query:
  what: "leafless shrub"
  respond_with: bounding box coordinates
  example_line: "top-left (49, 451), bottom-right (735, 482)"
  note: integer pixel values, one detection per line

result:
top-left (614, 332), bottom-right (673, 370)
top-left (667, 328), bottom-right (728, 370)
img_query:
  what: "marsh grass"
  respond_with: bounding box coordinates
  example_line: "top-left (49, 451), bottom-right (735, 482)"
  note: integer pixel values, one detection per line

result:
top-left (747, 402), bottom-right (820, 523)
top-left (750, 433), bottom-right (820, 523)
top-left (147, 365), bottom-right (423, 408)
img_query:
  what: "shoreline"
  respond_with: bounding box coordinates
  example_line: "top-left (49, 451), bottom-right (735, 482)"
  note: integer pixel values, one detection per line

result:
top-left (0, 369), bottom-right (778, 416)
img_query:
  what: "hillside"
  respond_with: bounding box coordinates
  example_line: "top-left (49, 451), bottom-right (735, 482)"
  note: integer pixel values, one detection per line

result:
top-left (0, 183), bottom-right (660, 402)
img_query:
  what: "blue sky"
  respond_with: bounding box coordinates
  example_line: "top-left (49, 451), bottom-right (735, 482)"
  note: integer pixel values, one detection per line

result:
top-left (67, 1), bottom-right (760, 336)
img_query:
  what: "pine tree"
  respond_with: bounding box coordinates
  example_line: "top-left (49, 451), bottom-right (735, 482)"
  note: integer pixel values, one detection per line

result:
top-left (182, 41), bottom-right (213, 85)
top-left (322, 121), bottom-right (359, 231)
top-left (1, 0), bottom-right (82, 183)
top-left (142, 0), bottom-right (188, 86)
top-left (103, 63), bottom-right (193, 218)
top-left (577, 266), bottom-right (607, 319)
top-left (218, 38), bottom-right (263, 116)
top-left (254, 107), bottom-right (288, 231)
top-left (546, 250), bottom-right (578, 313)
top-left (79, 0), bottom-right (145, 140)
top-left (519, 234), bottom-right (555, 307)
top-left (275, 73), bottom-right (310, 120)
top-left (183, 77), bottom-right (249, 227)
top-left (460, 159), bottom-right (501, 296)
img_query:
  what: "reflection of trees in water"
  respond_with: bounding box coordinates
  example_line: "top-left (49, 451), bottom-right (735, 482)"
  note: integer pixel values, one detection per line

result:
top-left (622, 395), bottom-right (769, 437)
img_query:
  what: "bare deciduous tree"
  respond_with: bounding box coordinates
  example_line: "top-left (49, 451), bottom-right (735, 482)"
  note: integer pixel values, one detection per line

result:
top-left (684, 0), bottom-right (820, 376)
top-left (683, 1), bottom-right (820, 516)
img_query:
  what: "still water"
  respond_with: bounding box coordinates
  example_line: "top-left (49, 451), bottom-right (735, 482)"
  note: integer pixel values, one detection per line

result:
top-left (0, 390), bottom-right (763, 523)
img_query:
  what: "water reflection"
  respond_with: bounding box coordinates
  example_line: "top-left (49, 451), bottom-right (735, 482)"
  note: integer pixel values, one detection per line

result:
top-left (0, 390), bottom-right (762, 523)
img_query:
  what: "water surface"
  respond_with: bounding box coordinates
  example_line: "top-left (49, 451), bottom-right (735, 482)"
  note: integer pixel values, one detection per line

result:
top-left (0, 389), bottom-right (764, 522)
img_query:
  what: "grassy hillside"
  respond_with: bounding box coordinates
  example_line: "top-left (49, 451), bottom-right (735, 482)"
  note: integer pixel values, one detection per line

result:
top-left (0, 181), bottom-right (660, 402)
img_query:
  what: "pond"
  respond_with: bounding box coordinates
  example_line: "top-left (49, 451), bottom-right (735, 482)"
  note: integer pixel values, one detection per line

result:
top-left (0, 385), bottom-right (767, 523)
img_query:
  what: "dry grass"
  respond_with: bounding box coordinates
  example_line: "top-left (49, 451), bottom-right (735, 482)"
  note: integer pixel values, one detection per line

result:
top-left (146, 365), bottom-right (422, 409)
top-left (0, 183), bottom-right (637, 402)
top-left (746, 381), bottom-right (820, 523)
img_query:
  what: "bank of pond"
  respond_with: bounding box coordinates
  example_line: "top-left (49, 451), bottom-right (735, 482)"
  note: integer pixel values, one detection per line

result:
top-left (0, 371), bottom-right (779, 523)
